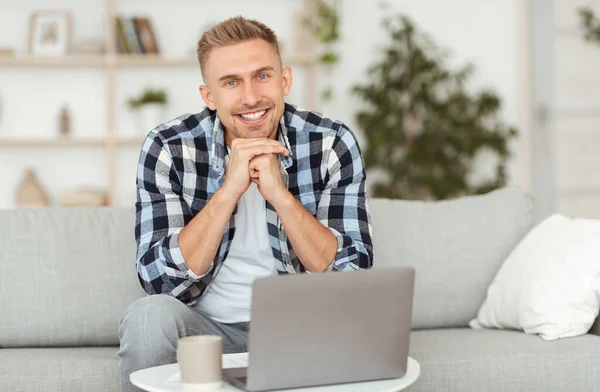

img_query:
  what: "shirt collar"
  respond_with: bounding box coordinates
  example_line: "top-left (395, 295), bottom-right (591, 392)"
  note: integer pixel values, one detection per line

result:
top-left (210, 110), bottom-right (294, 175)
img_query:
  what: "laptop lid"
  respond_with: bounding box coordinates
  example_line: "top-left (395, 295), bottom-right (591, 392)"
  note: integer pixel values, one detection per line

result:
top-left (245, 266), bottom-right (415, 391)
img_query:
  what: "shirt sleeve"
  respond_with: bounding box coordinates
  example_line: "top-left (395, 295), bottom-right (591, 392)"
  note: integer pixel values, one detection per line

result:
top-left (315, 125), bottom-right (374, 272)
top-left (134, 134), bottom-right (213, 298)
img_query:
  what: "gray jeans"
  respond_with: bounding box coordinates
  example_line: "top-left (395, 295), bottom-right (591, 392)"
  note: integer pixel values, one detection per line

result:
top-left (117, 294), bottom-right (248, 392)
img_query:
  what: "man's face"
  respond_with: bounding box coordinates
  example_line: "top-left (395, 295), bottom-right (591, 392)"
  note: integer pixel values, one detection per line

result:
top-left (199, 39), bottom-right (292, 144)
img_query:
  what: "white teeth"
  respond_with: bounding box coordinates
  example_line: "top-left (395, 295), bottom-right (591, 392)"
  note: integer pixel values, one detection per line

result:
top-left (240, 110), bottom-right (267, 120)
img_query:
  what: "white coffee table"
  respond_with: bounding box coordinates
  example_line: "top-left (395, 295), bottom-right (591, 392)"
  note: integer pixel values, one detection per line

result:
top-left (131, 353), bottom-right (420, 392)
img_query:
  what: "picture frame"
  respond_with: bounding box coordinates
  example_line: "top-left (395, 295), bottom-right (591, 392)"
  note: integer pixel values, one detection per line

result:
top-left (28, 10), bottom-right (71, 56)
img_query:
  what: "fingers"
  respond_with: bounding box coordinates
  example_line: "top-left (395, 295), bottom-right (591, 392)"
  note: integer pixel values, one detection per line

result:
top-left (231, 138), bottom-right (289, 158)
top-left (231, 137), bottom-right (282, 148)
top-left (249, 165), bottom-right (260, 185)
top-left (249, 153), bottom-right (276, 169)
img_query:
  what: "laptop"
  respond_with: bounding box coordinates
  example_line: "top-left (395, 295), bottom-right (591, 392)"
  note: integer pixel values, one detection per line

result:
top-left (223, 266), bottom-right (415, 391)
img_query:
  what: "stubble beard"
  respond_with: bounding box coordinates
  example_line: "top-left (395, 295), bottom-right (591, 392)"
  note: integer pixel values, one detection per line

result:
top-left (234, 114), bottom-right (278, 140)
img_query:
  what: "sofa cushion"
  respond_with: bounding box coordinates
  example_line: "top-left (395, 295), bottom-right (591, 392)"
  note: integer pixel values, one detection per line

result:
top-left (0, 347), bottom-right (119, 392)
top-left (408, 329), bottom-right (600, 392)
top-left (369, 187), bottom-right (533, 329)
top-left (0, 207), bottom-right (145, 347)
top-left (470, 214), bottom-right (600, 340)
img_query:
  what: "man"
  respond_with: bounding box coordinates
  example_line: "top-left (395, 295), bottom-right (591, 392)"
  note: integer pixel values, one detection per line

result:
top-left (118, 16), bottom-right (373, 392)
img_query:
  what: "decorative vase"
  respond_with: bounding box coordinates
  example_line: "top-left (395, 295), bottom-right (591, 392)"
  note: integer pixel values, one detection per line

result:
top-left (16, 168), bottom-right (50, 208)
top-left (135, 103), bottom-right (165, 133)
top-left (58, 105), bottom-right (71, 137)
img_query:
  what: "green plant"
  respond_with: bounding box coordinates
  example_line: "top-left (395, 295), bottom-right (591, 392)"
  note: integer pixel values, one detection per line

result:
top-left (304, 0), bottom-right (340, 102)
top-left (579, 7), bottom-right (600, 44)
top-left (127, 87), bottom-right (168, 109)
top-left (352, 14), bottom-right (517, 201)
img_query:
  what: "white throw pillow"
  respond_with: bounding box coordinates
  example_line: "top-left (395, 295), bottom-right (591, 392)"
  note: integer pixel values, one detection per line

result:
top-left (469, 214), bottom-right (600, 340)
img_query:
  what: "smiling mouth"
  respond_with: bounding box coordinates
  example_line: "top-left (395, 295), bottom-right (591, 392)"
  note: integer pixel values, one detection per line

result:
top-left (237, 109), bottom-right (269, 122)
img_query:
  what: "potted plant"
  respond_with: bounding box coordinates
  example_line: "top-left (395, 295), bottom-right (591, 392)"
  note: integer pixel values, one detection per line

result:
top-left (127, 87), bottom-right (168, 133)
top-left (352, 13), bottom-right (517, 201)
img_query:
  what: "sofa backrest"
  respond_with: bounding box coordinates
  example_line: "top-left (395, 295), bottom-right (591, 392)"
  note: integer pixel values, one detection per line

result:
top-left (6, 186), bottom-right (590, 347)
top-left (370, 187), bottom-right (534, 329)
top-left (0, 207), bottom-right (144, 348)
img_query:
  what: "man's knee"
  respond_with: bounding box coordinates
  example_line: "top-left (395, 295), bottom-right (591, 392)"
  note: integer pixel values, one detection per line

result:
top-left (119, 294), bottom-right (188, 342)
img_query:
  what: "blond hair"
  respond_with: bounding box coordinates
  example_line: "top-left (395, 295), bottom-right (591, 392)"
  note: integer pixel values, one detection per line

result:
top-left (197, 16), bottom-right (281, 79)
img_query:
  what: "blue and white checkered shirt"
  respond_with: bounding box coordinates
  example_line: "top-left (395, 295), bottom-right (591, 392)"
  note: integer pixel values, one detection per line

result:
top-left (135, 103), bottom-right (374, 305)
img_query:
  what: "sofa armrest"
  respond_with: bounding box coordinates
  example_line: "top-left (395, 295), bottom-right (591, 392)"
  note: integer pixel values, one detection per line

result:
top-left (590, 317), bottom-right (600, 336)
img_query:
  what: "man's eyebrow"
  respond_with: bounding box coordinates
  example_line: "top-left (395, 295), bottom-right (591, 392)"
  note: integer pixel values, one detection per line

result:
top-left (217, 66), bottom-right (276, 83)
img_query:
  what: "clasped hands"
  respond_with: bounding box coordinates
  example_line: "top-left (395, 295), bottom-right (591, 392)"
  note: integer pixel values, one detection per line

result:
top-left (222, 138), bottom-right (290, 204)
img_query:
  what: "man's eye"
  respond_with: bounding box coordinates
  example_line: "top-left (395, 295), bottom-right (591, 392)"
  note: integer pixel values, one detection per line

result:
top-left (258, 74), bottom-right (269, 81)
top-left (226, 80), bottom-right (237, 86)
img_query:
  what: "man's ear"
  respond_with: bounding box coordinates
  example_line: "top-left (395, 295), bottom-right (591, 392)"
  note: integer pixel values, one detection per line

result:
top-left (199, 85), bottom-right (216, 110)
top-left (282, 66), bottom-right (293, 96)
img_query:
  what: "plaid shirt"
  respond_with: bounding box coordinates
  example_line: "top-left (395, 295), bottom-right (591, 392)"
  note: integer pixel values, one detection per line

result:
top-left (135, 103), bottom-right (373, 305)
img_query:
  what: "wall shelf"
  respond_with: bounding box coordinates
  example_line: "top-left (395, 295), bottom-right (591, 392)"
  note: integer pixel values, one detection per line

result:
top-left (0, 136), bottom-right (147, 147)
top-left (114, 53), bottom-right (319, 67)
top-left (0, 53), bottom-right (319, 69)
top-left (114, 136), bottom-right (147, 146)
top-left (0, 137), bottom-right (106, 147)
top-left (0, 55), bottom-right (106, 68)
top-left (114, 55), bottom-right (197, 67)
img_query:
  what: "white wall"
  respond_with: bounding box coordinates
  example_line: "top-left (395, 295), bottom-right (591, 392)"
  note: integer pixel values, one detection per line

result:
top-left (0, 0), bottom-right (522, 208)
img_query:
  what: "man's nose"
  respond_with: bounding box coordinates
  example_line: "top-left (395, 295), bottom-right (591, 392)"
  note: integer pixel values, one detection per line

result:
top-left (242, 83), bottom-right (259, 107)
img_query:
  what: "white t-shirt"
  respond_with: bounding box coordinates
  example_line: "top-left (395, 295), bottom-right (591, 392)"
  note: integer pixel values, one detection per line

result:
top-left (194, 180), bottom-right (278, 324)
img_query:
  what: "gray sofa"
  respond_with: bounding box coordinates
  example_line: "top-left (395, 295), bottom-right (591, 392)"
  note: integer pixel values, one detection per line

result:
top-left (0, 187), bottom-right (598, 391)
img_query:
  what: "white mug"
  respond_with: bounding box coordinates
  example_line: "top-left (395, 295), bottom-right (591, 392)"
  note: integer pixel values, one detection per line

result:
top-left (177, 335), bottom-right (223, 391)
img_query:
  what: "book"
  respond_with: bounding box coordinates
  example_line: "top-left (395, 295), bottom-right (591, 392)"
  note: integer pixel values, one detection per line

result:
top-left (135, 17), bottom-right (159, 54)
top-left (115, 17), bottom-right (130, 53)
top-left (121, 16), bottom-right (143, 54)
top-left (144, 17), bottom-right (160, 54)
